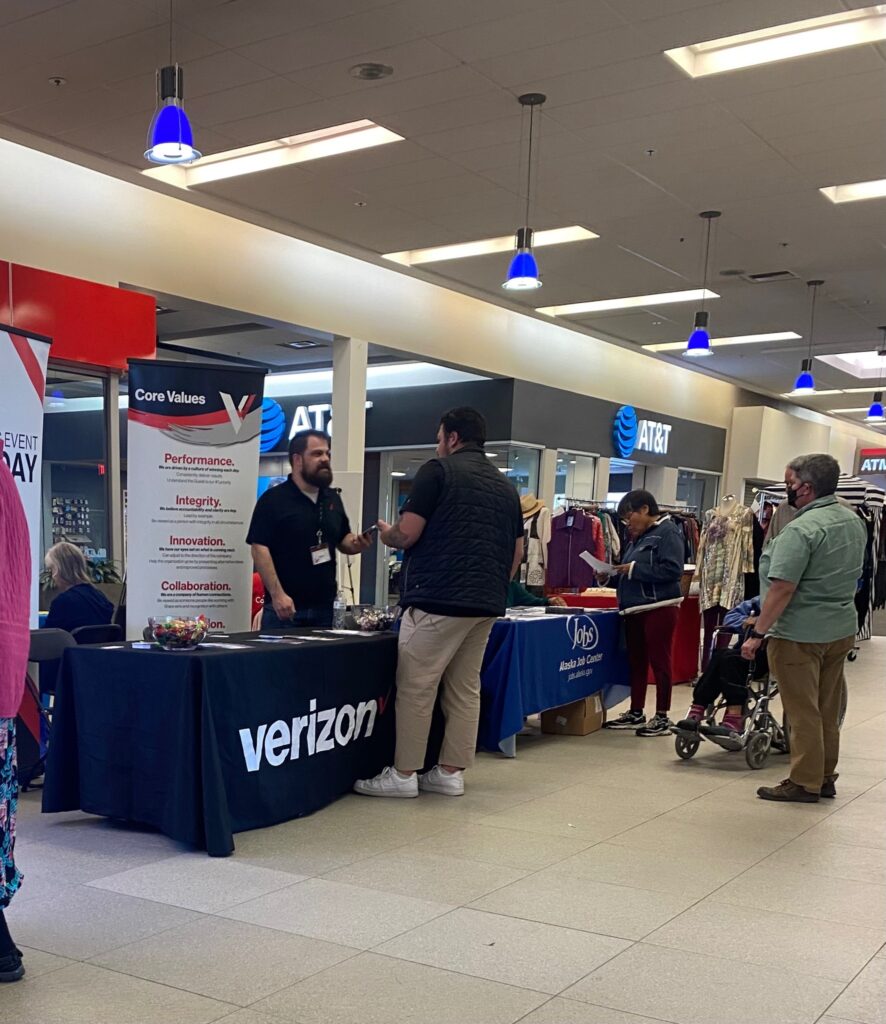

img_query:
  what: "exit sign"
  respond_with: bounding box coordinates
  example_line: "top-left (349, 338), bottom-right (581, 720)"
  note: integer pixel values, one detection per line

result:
top-left (859, 448), bottom-right (886, 474)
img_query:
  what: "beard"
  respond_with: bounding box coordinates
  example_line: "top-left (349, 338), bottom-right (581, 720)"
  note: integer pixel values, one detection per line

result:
top-left (303, 465), bottom-right (333, 489)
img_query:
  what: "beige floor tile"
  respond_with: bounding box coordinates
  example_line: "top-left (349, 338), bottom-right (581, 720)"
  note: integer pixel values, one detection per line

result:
top-left (219, 876), bottom-right (453, 948)
top-left (830, 957), bottom-right (886, 1024)
top-left (16, 836), bottom-right (178, 889)
top-left (0, 962), bottom-right (235, 1024)
top-left (760, 835), bottom-right (886, 884)
top-left (322, 848), bottom-right (528, 904)
top-left (251, 951), bottom-right (546, 1023)
top-left (565, 943), bottom-right (843, 1024)
top-left (549, 841), bottom-right (749, 897)
top-left (607, 816), bottom-right (791, 866)
top-left (377, 907), bottom-right (630, 993)
top-left (470, 868), bottom-right (694, 940)
top-left (87, 852), bottom-right (305, 912)
top-left (15, 947), bottom-right (77, 979)
top-left (211, 1013), bottom-right (288, 1024)
top-left (91, 916), bottom-right (357, 1006)
top-left (12, 884), bottom-right (200, 959)
top-left (646, 899), bottom-right (886, 982)
top-left (408, 823), bottom-right (592, 870)
top-left (518, 998), bottom-right (673, 1024)
top-left (478, 795), bottom-right (663, 842)
top-left (804, 805), bottom-right (886, 850)
top-left (714, 864), bottom-right (886, 930)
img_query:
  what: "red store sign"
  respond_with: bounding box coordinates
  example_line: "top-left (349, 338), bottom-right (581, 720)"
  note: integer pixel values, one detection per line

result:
top-left (858, 448), bottom-right (886, 474)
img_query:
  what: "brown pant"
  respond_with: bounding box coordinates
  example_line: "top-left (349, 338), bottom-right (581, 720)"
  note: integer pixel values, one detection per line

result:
top-left (394, 609), bottom-right (495, 772)
top-left (767, 635), bottom-right (854, 794)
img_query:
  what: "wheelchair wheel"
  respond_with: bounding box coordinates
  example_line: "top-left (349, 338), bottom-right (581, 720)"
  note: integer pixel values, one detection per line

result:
top-left (745, 731), bottom-right (771, 770)
top-left (847, 648), bottom-right (858, 662)
top-left (675, 734), bottom-right (700, 760)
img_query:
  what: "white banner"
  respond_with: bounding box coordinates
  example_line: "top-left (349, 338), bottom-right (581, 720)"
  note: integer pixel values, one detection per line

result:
top-left (126, 360), bottom-right (266, 639)
top-left (0, 328), bottom-right (51, 626)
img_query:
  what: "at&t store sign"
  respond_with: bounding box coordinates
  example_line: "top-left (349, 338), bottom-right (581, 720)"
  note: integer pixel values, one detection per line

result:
top-left (612, 406), bottom-right (673, 459)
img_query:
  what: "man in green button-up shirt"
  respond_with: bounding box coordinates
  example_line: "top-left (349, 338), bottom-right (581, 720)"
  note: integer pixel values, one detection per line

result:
top-left (742, 454), bottom-right (866, 803)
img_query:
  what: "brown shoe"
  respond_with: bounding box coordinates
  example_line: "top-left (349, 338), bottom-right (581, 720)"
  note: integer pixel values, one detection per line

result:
top-left (757, 779), bottom-right (819, 803)
top-left (820, 773), bottom-right (839, 799)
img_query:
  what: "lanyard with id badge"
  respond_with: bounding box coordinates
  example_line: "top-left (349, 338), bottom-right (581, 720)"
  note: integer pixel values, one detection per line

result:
top-left (310, 497), bottom-right (332, 566)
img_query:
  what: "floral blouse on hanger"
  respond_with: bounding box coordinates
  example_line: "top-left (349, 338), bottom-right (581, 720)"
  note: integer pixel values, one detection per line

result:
top-left (696, 503), bottom-right (755, 611)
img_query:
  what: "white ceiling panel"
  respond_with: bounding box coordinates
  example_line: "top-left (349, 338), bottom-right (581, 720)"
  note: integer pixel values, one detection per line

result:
top-left (549, 80), bottom-right (710, 131)
top-left (385, 0), bottom-right (549, 37)
top-left (183, 76), bottom-right (322, 128)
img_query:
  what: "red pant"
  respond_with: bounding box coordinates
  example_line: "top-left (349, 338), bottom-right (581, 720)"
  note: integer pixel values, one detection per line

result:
top-left (624, 605), bottom-right (680, 713)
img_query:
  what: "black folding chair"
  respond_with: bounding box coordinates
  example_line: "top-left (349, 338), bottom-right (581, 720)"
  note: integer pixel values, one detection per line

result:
top-left (71, 623), bottom-right (123, 645)
top-left (20, 629), bottom-right (75, 790)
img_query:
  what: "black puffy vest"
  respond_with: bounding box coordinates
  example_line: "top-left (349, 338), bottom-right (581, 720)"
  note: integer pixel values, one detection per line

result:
top-left (402, 447), bottom-right (521, 617)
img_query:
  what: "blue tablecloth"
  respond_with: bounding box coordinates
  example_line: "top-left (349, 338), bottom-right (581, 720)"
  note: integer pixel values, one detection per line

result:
top-left (478, 611), bottom-right (629, 753)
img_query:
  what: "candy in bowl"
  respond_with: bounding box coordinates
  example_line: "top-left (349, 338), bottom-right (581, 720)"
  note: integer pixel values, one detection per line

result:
top-left (351, 605), bottom-right (398, 632)
top-left (148, 615), bottom-right (209, 650)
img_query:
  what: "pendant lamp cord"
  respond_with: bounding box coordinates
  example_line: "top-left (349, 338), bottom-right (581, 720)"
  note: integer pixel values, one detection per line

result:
top-left (169, 0), bottom-right (174, 65)
top-left (700, 216), bottom-right (713, 313)
top-left (524, 103), bottom-right (535, 231)
top-left (807, 283), bottom-right (819, 363)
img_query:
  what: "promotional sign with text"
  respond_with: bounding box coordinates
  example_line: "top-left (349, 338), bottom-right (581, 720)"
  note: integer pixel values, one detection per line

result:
top-left (0, 328), bottom-right (51, 624)
top-left (126, 360), bottom-right (266, 638)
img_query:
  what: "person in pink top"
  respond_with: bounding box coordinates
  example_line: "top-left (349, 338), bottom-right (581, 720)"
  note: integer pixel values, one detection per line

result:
top-left (0, 454), bottom-right (30, 983)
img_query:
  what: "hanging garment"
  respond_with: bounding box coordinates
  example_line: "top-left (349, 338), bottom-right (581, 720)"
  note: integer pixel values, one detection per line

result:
top-left (519, 506), bottom-right (551, 590)
top-left (696, 503), bottom-right (755, 612)
top-left (765, 500), bottom-right (796, 540)
top-left (547, 508), bottom-right (606, 589)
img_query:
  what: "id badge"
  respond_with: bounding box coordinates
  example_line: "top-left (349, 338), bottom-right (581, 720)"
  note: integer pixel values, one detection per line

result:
top-left (310, 544), bottom-right (332, 566)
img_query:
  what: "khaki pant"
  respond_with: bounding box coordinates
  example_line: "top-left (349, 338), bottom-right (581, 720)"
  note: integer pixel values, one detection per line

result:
top-left (394, 609), bottom-right (495, 772)
top-left (768, 635), bottom-right (854, 793)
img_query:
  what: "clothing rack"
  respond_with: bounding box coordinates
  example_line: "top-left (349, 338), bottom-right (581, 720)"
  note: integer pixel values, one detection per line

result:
top-left (559, 498), bottom-right (617, 509)
top-left (660, 503), bottom-right (699, 515)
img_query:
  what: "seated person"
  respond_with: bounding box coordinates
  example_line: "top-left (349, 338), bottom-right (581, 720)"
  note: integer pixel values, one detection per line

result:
top-left (676, 597), bottom-right (764, 736)
top-left (508, 577), bottom-right (566, 608)
top-left (44, 542), bottom-right (114, 632)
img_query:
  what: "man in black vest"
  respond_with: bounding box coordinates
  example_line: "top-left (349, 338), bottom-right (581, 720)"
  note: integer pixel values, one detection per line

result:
top-left (355, 407), bottom-right (524, 798)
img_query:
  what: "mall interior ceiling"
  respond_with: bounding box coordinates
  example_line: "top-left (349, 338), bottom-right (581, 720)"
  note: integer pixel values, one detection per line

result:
top-left (4, 1), bottom-right (886, 428)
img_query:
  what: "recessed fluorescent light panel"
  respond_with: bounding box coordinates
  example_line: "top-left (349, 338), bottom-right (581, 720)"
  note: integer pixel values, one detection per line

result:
top-left (665, 5), bottom-right (886, 78)
top-left (817, 351), bottom-right (886, 379)
top-left (644, 331), bottom-right (800, 353)
top-left (780, 389), bottom-right (843, 397)
top-left (383, 226), bottom-right (598, 266)
top-left (827, 407), bottom-right (872, 414)
top-left (143, 119), bottom-right (403, 187)
top-left (537, 289), bottom-right (718, 317)
top-left (820, 178), bottom-right (886, 204)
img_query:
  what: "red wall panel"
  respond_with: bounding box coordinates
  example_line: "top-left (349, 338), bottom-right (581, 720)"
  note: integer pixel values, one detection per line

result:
top-left (0, 261), bottom-right (155, 370)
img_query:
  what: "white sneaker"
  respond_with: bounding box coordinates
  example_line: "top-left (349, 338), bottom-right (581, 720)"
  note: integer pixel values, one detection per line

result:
top-left (354, 766), bottom-right (418, 798)
top-left (418, 765), bottom-right (465, 796)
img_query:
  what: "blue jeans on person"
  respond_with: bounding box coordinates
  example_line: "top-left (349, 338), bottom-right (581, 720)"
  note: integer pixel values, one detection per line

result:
top-left (261, 604), bottom-right (334, 629)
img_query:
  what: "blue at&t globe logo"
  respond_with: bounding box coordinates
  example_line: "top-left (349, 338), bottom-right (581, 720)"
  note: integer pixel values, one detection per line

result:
top-left (260, 398), bottom-right (286, 452)
top-left (613, 405), bottom-right (639, 458)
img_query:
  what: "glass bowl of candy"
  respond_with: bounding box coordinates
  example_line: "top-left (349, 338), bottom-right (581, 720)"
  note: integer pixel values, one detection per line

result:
top-left (351, 605), bottom-right (399, 632)
top-left (148, 615), bottom-right (209, 650)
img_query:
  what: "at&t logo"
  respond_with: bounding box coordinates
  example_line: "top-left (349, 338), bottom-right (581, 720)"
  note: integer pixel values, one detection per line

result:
top-left (567, 615), bottom-right (599, 652)
top-left (613, 405), bottom-right (639, 458)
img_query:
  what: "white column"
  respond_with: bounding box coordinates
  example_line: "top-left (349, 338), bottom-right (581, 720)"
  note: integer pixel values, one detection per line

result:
top-left (643, 465), bottom-right (679, 506)
top-left (593, 457), bottom-right (611, 502)
top-left (539, 448), bottom-right (558, 510)
top-left (331, 337), bottom-right (368, 603)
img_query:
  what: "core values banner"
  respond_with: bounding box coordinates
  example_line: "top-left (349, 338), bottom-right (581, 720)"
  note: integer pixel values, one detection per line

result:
top-left (0, 327), bottom-right (51, 625)
top-left (126, 360), bottom-right (266, 639)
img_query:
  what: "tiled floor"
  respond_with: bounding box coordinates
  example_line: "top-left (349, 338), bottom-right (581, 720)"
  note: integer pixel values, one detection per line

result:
top-left (5, 640), bottom-right (886, 1024)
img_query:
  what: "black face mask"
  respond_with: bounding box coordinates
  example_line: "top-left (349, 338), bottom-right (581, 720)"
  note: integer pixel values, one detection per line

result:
top-left (786, 486), bottom-right (800, 508)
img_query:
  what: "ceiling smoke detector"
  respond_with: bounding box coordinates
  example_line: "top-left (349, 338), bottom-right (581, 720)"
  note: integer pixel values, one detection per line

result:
top-left (349, 62), bottom-right (394, 81)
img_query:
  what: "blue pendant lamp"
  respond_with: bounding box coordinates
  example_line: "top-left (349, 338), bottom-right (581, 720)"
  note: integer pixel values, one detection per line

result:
top-left (683, 210), bottom-right (720, 358)
top-left (790, 279), bottom-right (823, 396)
top-left (503, 93), bottom-right (546, 292)
top-left (865, 328), bottom-right (886, 423)
top-left (145, 63), bottom-right (200, 164)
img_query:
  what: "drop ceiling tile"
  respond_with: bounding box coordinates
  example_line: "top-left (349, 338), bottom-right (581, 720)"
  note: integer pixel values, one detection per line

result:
top-left (615, 0), bottom-right (735, 19)
top-left (59, 113), bottom-right (237, 166)
top-left (428, 0), bottom-right (623, 64)
top-left (185, 76), bottom-right (322, 127)
top-left (326, 154), bottom-right (472, 195)
top-left (352, 66), bottom-right (503, 122)
top-left (285, 39), bottom-right (460, 100)
top-left (235, 8), bottom-right (423, 74)
top-left (385, 0), bottom-right (546, 37)
top-left (549, 80), bottom-right (710, 131)
top-left (0, 1), bottom-right (79, 26)
top-left (0, 0), bottom-right (160, 70)
top-left (211, 94), bottom-right (374, 145)
top-left (3, 84), bottom-right (152, 136)
top-left (782, 143), bottom-right (886, 188)
top-left (380, 87), bottom-right (516, 142)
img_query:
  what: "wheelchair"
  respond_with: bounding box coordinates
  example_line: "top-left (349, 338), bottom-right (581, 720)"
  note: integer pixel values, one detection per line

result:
top-left (671, 628), bottom-right (848, 771)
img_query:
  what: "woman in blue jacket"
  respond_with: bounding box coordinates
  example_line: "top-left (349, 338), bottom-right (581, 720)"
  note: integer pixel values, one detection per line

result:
top-left (602, 490), bottom-right (685, 737)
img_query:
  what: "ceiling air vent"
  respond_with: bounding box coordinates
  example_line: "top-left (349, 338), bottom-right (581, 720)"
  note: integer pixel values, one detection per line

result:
top-left (740, 269), bottom-right (799, 284)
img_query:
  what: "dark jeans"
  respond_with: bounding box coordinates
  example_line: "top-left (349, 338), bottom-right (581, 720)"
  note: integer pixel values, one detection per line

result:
top-left (261, 604), bottom-right (334, 629)
top-left (693, 644), bottom-right (768, 709)
top-left (624, 605), bottom-right (680, 713)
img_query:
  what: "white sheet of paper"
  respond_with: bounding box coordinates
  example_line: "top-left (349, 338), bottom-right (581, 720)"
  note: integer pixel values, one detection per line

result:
top-left (579, 550), bottom-right (617, 574)
top-left (200, 642), bottom-right (250, 649)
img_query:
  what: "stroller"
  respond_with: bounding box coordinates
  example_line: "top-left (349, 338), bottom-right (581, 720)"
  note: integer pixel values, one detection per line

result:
top-left (672, 626), bottom-right (790, 770)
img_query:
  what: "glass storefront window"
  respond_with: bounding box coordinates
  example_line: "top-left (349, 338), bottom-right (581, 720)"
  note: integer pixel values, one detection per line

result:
top-left (554, 451), bottom-right (597, 508)
top-left (486, 443), bottom-right (540, 496)
top-left (677, 469), bottom-right (720, 513)
top-left (41, 369), bottom-right (110, 562)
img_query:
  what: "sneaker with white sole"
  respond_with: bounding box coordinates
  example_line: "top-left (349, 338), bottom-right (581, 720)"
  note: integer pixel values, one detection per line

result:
top-left (603, 709), bottom-right (646, 730)
top-left (636, 712), bottom-right (673, 737)
top-left (418, 765), bottom-right (465, 796)
top-left (353, 766), bottom-right (418, 798)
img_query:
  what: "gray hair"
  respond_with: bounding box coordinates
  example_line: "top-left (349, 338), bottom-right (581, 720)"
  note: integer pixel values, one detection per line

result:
top-left (45, 542), bottom-right (92, 587)
top-left (787, 453), bottom-right (840, 497)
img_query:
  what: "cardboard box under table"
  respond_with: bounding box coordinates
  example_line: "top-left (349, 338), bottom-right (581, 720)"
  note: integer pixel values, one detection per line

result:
top-left (541, 692), bottom-right (605, 736)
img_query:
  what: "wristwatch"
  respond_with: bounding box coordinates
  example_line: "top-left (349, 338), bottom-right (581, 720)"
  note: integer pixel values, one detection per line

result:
top-left (748, 629), bottom-right (767, 640)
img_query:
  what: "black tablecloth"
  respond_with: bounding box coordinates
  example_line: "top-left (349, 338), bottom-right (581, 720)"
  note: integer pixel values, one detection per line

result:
top-left (42, 632), bottom-right (397, 855)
